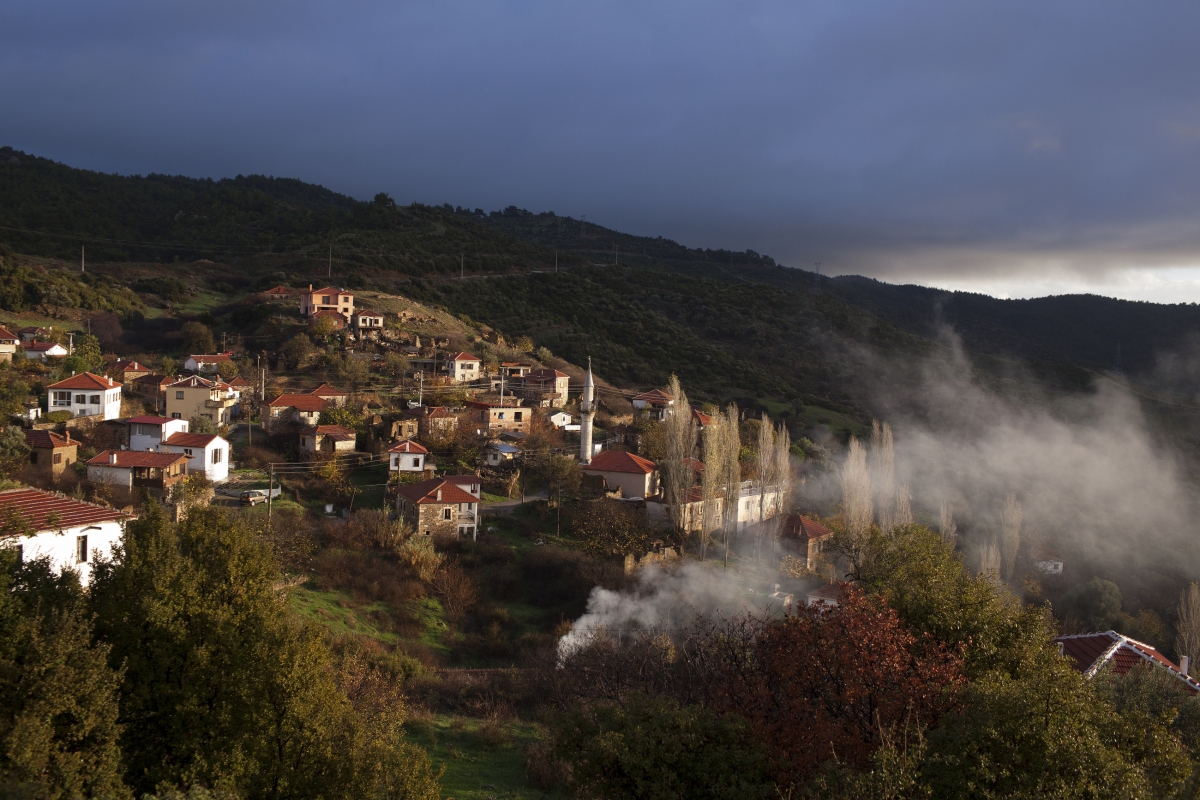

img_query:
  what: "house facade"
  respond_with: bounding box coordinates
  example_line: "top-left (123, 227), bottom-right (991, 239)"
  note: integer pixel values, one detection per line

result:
top-left (300, 286), bottom-right (354, 318)
top-left (405, 405), bottom-right (458, 438)
top-left (388, 439), bottom-right (429, 474)
top-left (23, 342), bottom-right (69, 361)
top-left (300, 425), bottom-right (357, 455)
top-left (351, 309), bottom-right (385, 336)
top-left (263, 394), bottom-right (327, 432)
top-left (449, 352), bottom-right (482, 383)
top-left (0, 326), bottom-right (17, 363)
top-left (86, 450), bottom-right (189, 496)
top-left (165, 376), bottom-right (237, 428)
top-left (160, 432), bottom-right (231, 483)
top-left (47, 373), bottom-right (123, 420)
top-left (520, 368), bottom-right (570, 408)
top-left (632, 389), bottom-right (674, 421)
top-left (184, 353), bottom-right (234, 374)
top-left (395, 478), bottom-right (479, 538)
top-left (24, 429), bottom-right (78, 478)
top-left (0, 487), bottom-right (131, 586)
top-left (781, 515), bottom-right (834, 572)
top-left (582, 450), bottom-right (658, 499)
top-left (467, 400), bottom-right (530, 434)
top-left (128, 415), bottom-right (190, 452)
top-left (307, 384), bottom-right (348, 407)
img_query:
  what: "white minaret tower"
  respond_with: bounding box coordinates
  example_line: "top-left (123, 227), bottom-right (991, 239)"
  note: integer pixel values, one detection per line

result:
top-left (580, 358), bottom-right (596, 464)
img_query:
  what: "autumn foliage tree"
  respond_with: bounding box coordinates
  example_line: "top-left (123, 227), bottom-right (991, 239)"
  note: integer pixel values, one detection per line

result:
top-left (717, 587), bottom-right (963, 787)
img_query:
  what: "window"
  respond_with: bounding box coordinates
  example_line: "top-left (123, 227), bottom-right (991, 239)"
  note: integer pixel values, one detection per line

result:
top-left (442, 508), bottom-right (452, 520)
top-left (176, 391), bottom-right (185, 399)
top-left (212, 449), bottom-right (222, 464)
top-left (171, 413), bottom-right (181, 419)
top-left (412, 457), bottom-right (420, 467)
top-left (498, 412), bottom-right (505, 420)
top-left (322, 295), bottom-right (331, 304)
top-left (29, 452), bottom-right (37, 464)
top-left (52, 453), bottom-right (61, 465)
top-left (75, 394), bottom-right (86, 404)
top-left (90, 395), bottom-right (100, 404)
top-left (183, 448), bottom-right (193, 456)
top-left (514, 412), bottom-right (523, 421)
top-left (52, 391), bottom-right (70, 406)
top-left (75, 535), bottom-right (88, 564)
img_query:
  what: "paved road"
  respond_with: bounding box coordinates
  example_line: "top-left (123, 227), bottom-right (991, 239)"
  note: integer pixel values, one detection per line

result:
top-left (480, 489), bottom-right (547, 514)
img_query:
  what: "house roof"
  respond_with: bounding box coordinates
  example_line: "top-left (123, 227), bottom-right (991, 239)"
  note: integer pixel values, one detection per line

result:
top-left (266, 394), bottom-right (328, 411)
top-left (126, 415), bottom-right (176, 426)
top-left (115, 360), bottom-right (150, 371)
top-left (47, 372), bottom-right (121, 390)
top-left (388, 439), bottom-right (429, 454)
top-left (25, 341), bottom-right (67, 353)
top-left (354, 308), bottom-right (383, 317)
top-left (24, 429), bottom-right (74, 450)
top-left (692, 409), bottom-right (713, 426)
top-left (1056, 631), bottom-right (1200, 691)
top-left (683, 457), bottom-right (705, 473)
top-left (226, 376), bottom-right (254, 387)
top-left (783, 515), bottom-right (834, 542)
top-left (395, 478), bottom-right (478, 505)
top-left (406, 405), bottom-right (454, 418)
top-left (163, 432), bottom-right (223, 448)
top-left (633, 389), bottom-right (674, 405)
top-left (306, 286), bottom-right (348, 296)
top-left (0, 326), bottom-right (17, 342)
top-left (584, 450), bottom-right (656, 475)
top-left (0, 487), bottom-right (129, 535)
top-left (807, 583), bottom-right (845, 603)
top-left (306, 425), bottom-right (356, 437)
top-left (87, 450), bottom-right (189, 469)
top-left (487, 442), bottom-right (521, 455)
top-left (167, 375), bottom-right (216, 389)
top-left (136, 374), bottom-right (174, 386)
top-left (443, 474), bottom-right (482, 484)
top-left (451, 352), bottom-right (481, 362)
top-left (307, 383), bottom-right (348, 397)
top-left (527, 368), bottom-right (569, 379)
top-left (188, 353), bottom-right (233, 363)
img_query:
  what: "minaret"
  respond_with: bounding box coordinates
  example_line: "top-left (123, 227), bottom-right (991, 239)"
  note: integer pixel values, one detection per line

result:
top-left (580, 358), bottom-right (596, 464)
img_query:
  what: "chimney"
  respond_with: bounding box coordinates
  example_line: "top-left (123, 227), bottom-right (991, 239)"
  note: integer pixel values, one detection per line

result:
top-left (1183, 656), bottom-right (1191, 677)
top-left (436, 489), bottom-right (442, 501)
top-left (64, 430), bottom-right (69, 443)
top-left (108, 452), bottom-right (116, 465)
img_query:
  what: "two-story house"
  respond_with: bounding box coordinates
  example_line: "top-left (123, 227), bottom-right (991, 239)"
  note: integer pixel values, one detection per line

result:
top-left (395, 477), bottom-right (479, 538)
top-left (159, 432), bottom-right (231, 483)
top-left (632, 389), bottom-right (675, 421)
top-left (47, 373), bottom-right (123, 420)
top-left (447, 352), bottom-right (482, 383)
top-left (351, 309), bottom-right (385, 337)
top-left (0, 487), bottom-right (132, 586)
top-left (24, 429), bottom-right (78, 479)
top-left (307, 384), bottom-right (348, 407)
top-left (263, 394), bottom-right (327, 432)
top-left (127, 416), bottom-right (190, 451)
top-left (404, 405), bottom-right (458, 438)
top-left (113, 360), bottom-right (152, 383)
top-left (466, 400), bottom-right (530, 434)
top-left (300, 285), bottom-right (354, 319)
top-left (388, 439), bottom-right (430, 475)
top-left (0, 326), bottom-right (18, 363)
top-left (520, 368), bottom-right (570, 408)
top-left (582, 450), bottom-right (659, 499)
top-left (86, 450), bottom-right (189, 498)
top-left (165, 376), bottom-right (237, 428)
top-left (300, 425), bottom-right (356, 455)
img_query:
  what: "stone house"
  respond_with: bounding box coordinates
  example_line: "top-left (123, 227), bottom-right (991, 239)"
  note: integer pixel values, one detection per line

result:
top-left (24, 429), bottom-right (78, 478)
top-left (395, 477), bottom-right (479, 538)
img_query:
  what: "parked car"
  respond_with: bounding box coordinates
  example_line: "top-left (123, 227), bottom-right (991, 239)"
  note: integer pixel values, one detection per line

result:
top-left (239, 487), bottom-right (282, 506)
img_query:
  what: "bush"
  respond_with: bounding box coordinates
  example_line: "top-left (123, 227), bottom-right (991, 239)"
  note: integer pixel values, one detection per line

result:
top-left (45, 410), bottom-right (72, 423)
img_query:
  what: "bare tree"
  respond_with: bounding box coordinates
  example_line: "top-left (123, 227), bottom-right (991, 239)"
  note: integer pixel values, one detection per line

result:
top-left (870, 420), bottom-right (896, 533)
top-left (755, 413), bottom-right (776, 560)
top-left (1000, 492), bottom-right (1022, 582)
top-left (699, 414), bottom-right (727, 561)
top-left (841, 436), bottom-right (873, 540)
top-left (893, 483), bottom-right (913, 528)
top-left (1177, 583), bottom-right (1200, 668)
top-left (979, 537), bottom-right (1001, 578)
top-left (722, 403), bottom-right (742, 567)
top-left (430, 558), bottom-right (480, 625)
top-left (770, 421), bottom-right (792, 556)
top-left (939, 501), bottom-right (958, 546)
top-left (660, 375), bottom-right (698, 535)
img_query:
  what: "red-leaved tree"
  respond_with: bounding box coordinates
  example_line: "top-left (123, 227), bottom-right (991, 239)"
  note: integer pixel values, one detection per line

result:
top-left (718, 585), bottom-right (964, 787)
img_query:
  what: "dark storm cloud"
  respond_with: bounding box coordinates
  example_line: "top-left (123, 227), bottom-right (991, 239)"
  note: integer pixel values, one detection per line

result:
top-left (2, 1), bottom-right (1200, 284)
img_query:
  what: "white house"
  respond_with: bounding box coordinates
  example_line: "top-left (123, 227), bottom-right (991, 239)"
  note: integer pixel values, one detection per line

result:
top-left (729, 481), bottom-right (784, 533)
top-left (388, 439), bottom-right (429, 473)
top-left (128, 415), bottom-right (190, 452)
top-left (46, 373), bottom-right (123, 420)
top-left (23, 341), bottom-right (69, 362)
top-left (160, 432), bottom-right (231, 483)
top-left (0, 325), bottom-right (18, 363)
top-left (547, 411), bottom-right (579, 431)
top-left (581, 450), bottom-right (658, 499)
top-left (485, 441), bottom-right (520, 467)
top-left (351, 309), bottom-right (385, 337)
top-left (0, 487), bottom-right (132, 586)
top-left (184, 353), bottom-right (234, 374)
top-left (86, 450), bottom-right (189, 496)
top-left (449, 352), bottom-right (482, 383)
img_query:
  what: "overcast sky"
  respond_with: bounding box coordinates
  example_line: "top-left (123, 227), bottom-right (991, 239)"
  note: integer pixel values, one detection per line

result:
top-left (3, 1), bottom-right (1200, 302)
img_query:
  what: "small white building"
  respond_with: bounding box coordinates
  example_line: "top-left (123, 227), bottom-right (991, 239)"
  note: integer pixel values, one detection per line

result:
top-left (388, 439), bottom-right (429, 473)
top-left (23, 341), bottom-right (69, 362)
top-left (184, 353), bottom-right (234, 374)
top-left (86, 450), bottom-right (189, 494)
top-left (547, 411), bottom-right (579, 431)
top-left (582, 450), bottom-right (658, 499)
top-left (46, 373), bottom-right (123, 420)
top-left (485, 441), bottom-right (520, 467)
top-left (0, 487), bottom-right (132, 586)
top-left (160, 432), bottom-right (231, 483)
top-left (729, 481), bottom-right (784, 532)
top-left (128, 415), bottom-right (190, 452)
top-left (449, 352), bottom-right (482, 383)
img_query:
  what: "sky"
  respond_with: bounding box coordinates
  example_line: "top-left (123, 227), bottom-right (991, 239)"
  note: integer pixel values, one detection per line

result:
top-left (3, 1), bottom-right (1200, 302)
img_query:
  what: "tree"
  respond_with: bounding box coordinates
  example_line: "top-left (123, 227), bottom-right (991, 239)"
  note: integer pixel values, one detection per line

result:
top-left (514, 335), bottom-right (534, 353)
top-left (1177, 583), bottom-right (1200, 666)
top-left (89, 504), bottom-right (440, 799)
top-left (720, 403), bottom-right (741, 565)
top-left (841, 436), bottom-right (872, 540)
top-left (180, 321), bottom-right (215, 354)
top-left (0, 426), bottom-right (30, 476)
top-left (544, 453), bottom-right (581, 505)
top-left (699, 413), bottom-right (728, 560)
top-left (319, 406), bottom-right (365, 432)
top-left (281, 334), bottom-right (314, 369)
top-left (550, 693), bottom-right (773, 800)
top-left (0, 552), bottom-right (130, 799)
top-left (311, 316), bottom-right (337, 339)
top-left (61, 332), bottom-right (104, 375)
top-left (718, 587), bottom-right (963, 788)
top-left (188, 415), bottom-right (216, 434)
top-left (661, 375), bottom-right (697, 535)
top-left (382, 352), bottom-right (410, 381)
top-left (0, 371), bottom-right (30, 419)
top-left (869, 420), bottom-right (896, 533)
top-left (429, 559), bottom-right (479, 626)
top-left (535, 346), bottom-right (553, 363)
top-left (570, 499), bottom-right (654, 558)
top-left (1062, 577), bottom-right (1123, 632)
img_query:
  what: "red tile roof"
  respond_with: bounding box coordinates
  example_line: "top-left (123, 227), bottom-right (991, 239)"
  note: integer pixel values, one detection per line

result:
top-left (451, 352), bottom-right (480, 362)
top-left (115, 360), bottom-right (150, 372)
top-left (388, 439), bottom-right (428, 454)
top-left (406, 405), bottom-right (454, 418)
top-left (395, 478), bottom-right (478, 505)
top-left (310, 309), bottom-right (344, 318)
top-left (267, 394), bottom-right (328, 411)
top-left (188, 353), bottom-right (233, 362)
top-left (47, 372), bottom-right (121, 390)
top-left (633, 389), bottom-right (673, 405)
top-left (1057, 631), bottom-right (1200, 692)
top-left (226, 377), bottom-right (254, 387)
top-left (305, 286), bottom-right (347, 297)
top-left (163, 432), bottom-right (222, 448)
top-left (0, 487), bottom-right (130, 535)
top-left (136, 374), bottom-right (174, 386)
top-left (0, 326), bottom-right (18, 342)
top-left (354, 308), bottom-right (383, 317)
top-left (306, 425), bottom-right (355, 436)
top-left (24, 341), bottom-right (67, 353)
top-left (87, 450), bottom-right (189, 469)
top-left (527, 368), bottom-right (569, 379)
top-left (692, 409), bottom-right (713, 426)
top-left (307, 383), bottom-right (348, 397)
top-left (24, 430), bottom-right (75, 450)
top-left (585, 450), bottom-right (656, 474)
top-left (783, 514), bottom-right (834, 542)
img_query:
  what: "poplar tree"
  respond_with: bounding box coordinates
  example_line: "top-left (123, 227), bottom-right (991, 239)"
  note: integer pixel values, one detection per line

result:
top-left (722, 403), bottom-right (741, 566)
top-left (661, 376), bottom-right (697, 535)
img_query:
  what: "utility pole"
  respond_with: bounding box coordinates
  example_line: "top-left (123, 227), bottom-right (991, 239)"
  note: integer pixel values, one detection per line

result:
top-left (67, 332), bottom-right (74, 355)
top-left (417, 372), bottom-right (423, 406)
top-left (328, 245), bottom-right (332, 278)
top-left (267, 463), bottom-right (274, 524)
top-left (221, 331), bottom-right (227, 351)
top-left (81, 246), bottom-right (85, 274)
top-left (555, 251), bottom-right (558, 273)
